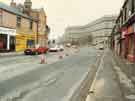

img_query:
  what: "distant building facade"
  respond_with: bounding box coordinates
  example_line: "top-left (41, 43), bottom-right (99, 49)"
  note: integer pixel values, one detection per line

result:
top-left (64, 15), bottom-right (116, 46)
top-left (64, 26), bottom-right (93, 45)
top-left (30, 8), bottom-right (48, 47)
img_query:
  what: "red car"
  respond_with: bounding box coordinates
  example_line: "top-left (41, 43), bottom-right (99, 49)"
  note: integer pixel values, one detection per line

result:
top-left (24, 47), bottom-right (48, 55)
top-left (37, 47), bottom-right (48, 54)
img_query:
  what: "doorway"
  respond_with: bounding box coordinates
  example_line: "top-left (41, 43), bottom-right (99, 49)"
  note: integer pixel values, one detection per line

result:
top-left (10, 36), bottom-right (15, 51)
top-left (0, 34), bottom-right (7, 52)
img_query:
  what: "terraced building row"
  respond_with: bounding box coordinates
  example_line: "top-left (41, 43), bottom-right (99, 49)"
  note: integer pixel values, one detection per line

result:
top-left (0, 0), bottom-right (50, 52)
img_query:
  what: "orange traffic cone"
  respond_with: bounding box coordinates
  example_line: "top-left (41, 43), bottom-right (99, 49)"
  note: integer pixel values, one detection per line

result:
top-left (59, 52), bottom-right (63, 59)
top-left (59, 55), bottom-right (63, 59)
top-left (40, 54), bottom-right (46, 64)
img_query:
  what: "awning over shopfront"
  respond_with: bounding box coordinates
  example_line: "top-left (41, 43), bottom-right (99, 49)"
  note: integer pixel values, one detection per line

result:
top-left (0, 27), bottom-right (16, 36)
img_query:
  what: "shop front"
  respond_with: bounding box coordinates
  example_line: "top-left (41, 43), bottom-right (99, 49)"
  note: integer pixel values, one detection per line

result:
top-left (126, 25), bottom-right (134, 63)
top-left (16, 33), bottom-right (36, 52)
top-left (0, 27), bottom-right (16, 52)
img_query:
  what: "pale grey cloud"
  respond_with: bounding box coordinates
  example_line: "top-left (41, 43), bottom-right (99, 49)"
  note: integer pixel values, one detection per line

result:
top-left (0, 0), bottom-right (123, 39)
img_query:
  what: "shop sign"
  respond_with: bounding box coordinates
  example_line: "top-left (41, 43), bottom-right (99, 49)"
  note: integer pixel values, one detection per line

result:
top-left (0, 27), bottom-right (16, 36)
top-left (127, 25), bottom-right (134, 34)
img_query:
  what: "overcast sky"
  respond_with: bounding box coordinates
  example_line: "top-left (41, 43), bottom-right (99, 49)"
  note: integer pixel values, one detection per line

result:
top-left (0, 0), bottom-right (124, 39)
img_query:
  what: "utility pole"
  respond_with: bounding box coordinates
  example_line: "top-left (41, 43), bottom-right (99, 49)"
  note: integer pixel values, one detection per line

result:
top-left (36, 12), bottom-right (39, 45)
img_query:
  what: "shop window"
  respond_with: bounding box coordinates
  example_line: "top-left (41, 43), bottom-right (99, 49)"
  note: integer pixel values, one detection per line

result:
top-left (0, 34), bottom-right (7, 50)
top-left (0, 39), bottom-right (3, 49)
top-left (27, 40), bottom-right (35, 48)
top-left (129, 35), bottom-right (134, 55)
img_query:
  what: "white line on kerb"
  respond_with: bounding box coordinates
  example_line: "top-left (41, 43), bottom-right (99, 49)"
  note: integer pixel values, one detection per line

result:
top-left (89, 50), bottom-right (106, 92)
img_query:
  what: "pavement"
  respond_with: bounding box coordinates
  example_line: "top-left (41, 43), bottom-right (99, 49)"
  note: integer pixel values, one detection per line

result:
top-left (1, 46), bottom-right (134, 101)
top-left (0, 51), bottom-right (23, 57)
top-left (86, 49), bottom-right (135, 101)
top-left (86, 49), bottom-right (124, 101)
top-left (112, 52), bottom-right (135, 101)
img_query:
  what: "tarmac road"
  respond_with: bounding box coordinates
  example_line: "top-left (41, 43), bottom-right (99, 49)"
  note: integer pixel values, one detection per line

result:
top-left (0, 46), bottom-right (102, 101)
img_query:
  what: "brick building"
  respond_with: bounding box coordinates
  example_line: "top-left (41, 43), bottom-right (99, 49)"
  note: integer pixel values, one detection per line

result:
top-left (30, 8), bottom-right (48, 47)
top-left (0, 0), bottom-right (49, 52)
top-left (111, 0), bottom-right (135, 63)
top-left (0, 2), bottom-right (38, 52)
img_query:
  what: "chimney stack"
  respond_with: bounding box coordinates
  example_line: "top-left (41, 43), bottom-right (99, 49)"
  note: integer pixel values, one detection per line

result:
top-left (10, 0), bottom-right (16, 8)
top-left (24, 0), bottom-right (32, 15)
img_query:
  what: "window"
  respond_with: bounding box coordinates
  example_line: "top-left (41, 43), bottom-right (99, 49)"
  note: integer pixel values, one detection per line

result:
top-left (124, 7), bottom-right (127, 21)
top-left (121, 14), bottom-right (123, 25)
top-left (0, 34), bottom-right (7, 50)
top-left (0, 9), bottom-right (2, 16)
top-left (29, 20), bottom-right (33, 30)
top-left (27, 40), bottom-right (35, 48)
top-left (0, 9), bottom-right (3, 24)
top-left (129, 35), bottom-right (134, 55)
top-left (127, 1), bottom-right (132, 17)
top-left (134, 0), bottom-right (135, 12)
top-left (16, 16), bottom-right (21, 27)
top-left (131, 0), bottom-right (134, 13)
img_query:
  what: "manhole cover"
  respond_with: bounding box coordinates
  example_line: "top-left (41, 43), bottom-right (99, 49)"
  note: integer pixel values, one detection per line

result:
top-left (126, 95), bottom-right (135, 100)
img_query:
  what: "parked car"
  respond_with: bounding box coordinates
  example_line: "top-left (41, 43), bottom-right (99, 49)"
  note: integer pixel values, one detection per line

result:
top-left (37, 47), bottom-right (48, 54)
top-left (49, 47), bottom-right (58, 52)
top-left (92, 43), bottom-right (97, 46)
top-left (24, 48), bottom-right (36, 55)
top-left (24, 47), bottom-right (48, 55)
top-left (72, 45), bottom-right (77, 49)
top-left (66, 43), bottom-right (71, 47)
top-left (98, 45), bottom-right (104, 50)
top-left (59, 45), bottom-right (64, 51)
top-left (49, 45), bottom-right (60, 52)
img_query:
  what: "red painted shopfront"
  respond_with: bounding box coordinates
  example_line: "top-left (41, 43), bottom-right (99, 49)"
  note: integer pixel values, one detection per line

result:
top-left (126, 25), bottom-right (135, 63)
